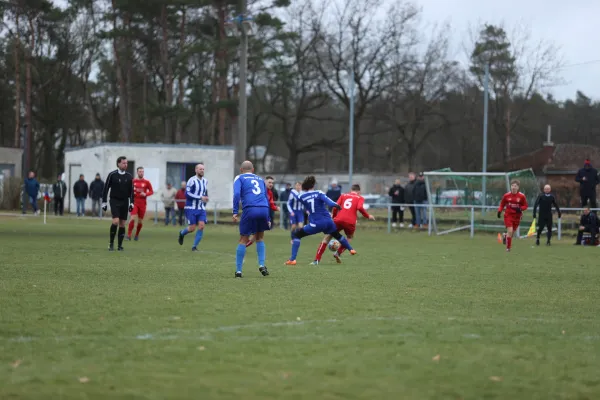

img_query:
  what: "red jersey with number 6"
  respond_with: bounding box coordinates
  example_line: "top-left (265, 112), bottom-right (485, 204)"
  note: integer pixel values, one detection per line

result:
top-left (332, 192), bottom-right (370, 225)
top-left (498, 191), bottom-right (528, 218)
top-left (133, 178), bottom-right (154, 205)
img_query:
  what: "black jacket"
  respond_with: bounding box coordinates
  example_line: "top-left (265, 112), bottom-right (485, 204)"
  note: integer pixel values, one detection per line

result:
top-left (102, 169), bottom-right (134, 203)
top-left (580, 212), bottom-right (598, 229)
top-left (89, 178), bottom-right (104, 200)
top-left (533, 193), bottom-right (561, 218)
top-left (326, 186), bottom-right (342, 203)
top-left (73, 180), bottom-right (89, 199)
top-left (388, 184), bottom-right (405, 204)
top-left (575, 166), bottom-right (600, 195)
top-left (404, 180), bottom-right (416, 203)
top-left (52, 181), bottom-right (67, 199)
top-left (413, 180), bottom-right (428, 202)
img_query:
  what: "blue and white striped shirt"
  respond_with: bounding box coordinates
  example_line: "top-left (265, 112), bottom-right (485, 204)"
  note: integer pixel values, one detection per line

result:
top-left (185, 176), bottom-right (208, 210)
top-left (287, 189), bottom-right (304, 213)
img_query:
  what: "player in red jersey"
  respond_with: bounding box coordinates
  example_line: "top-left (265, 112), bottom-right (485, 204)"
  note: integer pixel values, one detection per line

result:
top-left (127, 166), bottom-right (154, 241)
top-left (245, 175), bottom-right (279, 248)
top-left (497, 179), bottom-right (528, 252)
top-left (312, 184), bottom-right (375, 265)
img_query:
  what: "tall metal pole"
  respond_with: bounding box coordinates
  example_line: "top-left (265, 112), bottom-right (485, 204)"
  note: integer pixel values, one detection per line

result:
top-left (348, 69), bottom-right (355, 187)
top-left (237, 4), bottom-right (248, 171)
top-left (482, 63), bottom-right (489, 212)
top-left (21, 123), bottom-right (28, 214)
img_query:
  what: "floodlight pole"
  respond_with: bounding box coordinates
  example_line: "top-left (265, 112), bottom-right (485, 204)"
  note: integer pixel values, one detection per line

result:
top-left (348, 69), bottom-right (355, 187)
top-left (482, 63), bottom-right (490, 214)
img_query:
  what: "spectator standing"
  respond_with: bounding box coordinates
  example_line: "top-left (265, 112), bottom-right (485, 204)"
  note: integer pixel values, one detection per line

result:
top-left (52, 174), bottom-right (67, 215)
top-left (24, 171), bottom-right (40, 215)
top-left (89, 173), bottom-right (104, 217)
top-left (265, 176), bottom-right (280, 225)
top-left (413, 172), bottom-right (428, 228)
top-left (162, 182), bottom-right (178, 225)
top-left (575, 159), bottom-right (600, 209)
top-left (73, 174), bottom-right (89, 217)
top-left (388, 179), bottom-right (405, 228)
top-left (279, 183), bottom-right (292, 229)
top-left (175, 181), bottom-right (186, 226)
top-left (404, 173), bottom-right (417, 227)
top-left (326, 181), bottom-right (342, 208)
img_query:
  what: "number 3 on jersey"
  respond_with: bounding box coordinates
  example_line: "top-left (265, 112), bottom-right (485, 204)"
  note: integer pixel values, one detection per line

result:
top-left (343, 198), bottom-right (353, 209)
top-left (250, 179), bottom-right (261, 194)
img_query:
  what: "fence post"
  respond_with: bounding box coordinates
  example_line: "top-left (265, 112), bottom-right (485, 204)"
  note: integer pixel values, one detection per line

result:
top-left (557, 217), bottom-right (561, 241)
top-left (279, 202), bottom-right (284, 229)
top-left (387, 203), bottom-right (391, 233)
top-left (428, 204), bottom-right (433, 236)
top-left (214, 201), bottom-right (217, 225)
top-left (154, 201), bottom-right (158, 225)
top-left (470, 207), bottom-right (474, 238)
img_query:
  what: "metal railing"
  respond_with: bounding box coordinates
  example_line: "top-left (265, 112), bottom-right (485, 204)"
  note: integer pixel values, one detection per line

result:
top-left (3, 198), bottom-right (592, 241)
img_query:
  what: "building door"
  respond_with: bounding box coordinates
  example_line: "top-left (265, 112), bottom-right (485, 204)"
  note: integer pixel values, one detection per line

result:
top-left (68, 163), bottom-right (83, 213)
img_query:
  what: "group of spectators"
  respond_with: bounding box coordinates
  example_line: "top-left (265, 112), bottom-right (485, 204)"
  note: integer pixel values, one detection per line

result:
top-left (387, 172), bottom-right (429, 228)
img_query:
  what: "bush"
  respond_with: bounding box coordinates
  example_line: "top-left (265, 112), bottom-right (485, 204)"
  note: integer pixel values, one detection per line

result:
top-left (0, 177), bottom-right (23, 210)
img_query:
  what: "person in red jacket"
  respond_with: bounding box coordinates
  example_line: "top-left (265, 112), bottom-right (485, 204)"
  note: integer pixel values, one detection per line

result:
top-left (175, 181), bottom-right (187, 226)
top-left (497, 179), bottom-right (528, 252)
top-left (246, 175), bottom-right (279, 248)
top-left (127, 167), bottom-right (154, 240)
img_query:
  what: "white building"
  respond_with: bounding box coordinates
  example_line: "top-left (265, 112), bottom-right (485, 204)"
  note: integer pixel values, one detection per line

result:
top-left (63, 143), bottom-right (235, 214)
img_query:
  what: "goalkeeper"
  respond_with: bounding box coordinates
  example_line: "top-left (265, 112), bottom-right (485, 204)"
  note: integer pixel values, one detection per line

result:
top-left (532, 184), bottom-right (561, 246)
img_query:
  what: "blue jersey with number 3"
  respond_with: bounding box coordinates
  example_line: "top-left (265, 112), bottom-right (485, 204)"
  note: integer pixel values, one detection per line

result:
top-left (233, 173), bottom-right (269, 214)
top-left (298, 190), bottom-right (338, 222)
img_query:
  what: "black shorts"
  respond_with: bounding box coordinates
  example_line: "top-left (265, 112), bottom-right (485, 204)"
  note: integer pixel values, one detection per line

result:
top-left (110, 199), bottom-right (129, 220)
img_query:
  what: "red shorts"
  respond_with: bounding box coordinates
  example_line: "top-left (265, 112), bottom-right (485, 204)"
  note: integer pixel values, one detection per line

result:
top-left (334, 219), bottom-right (356, 237)
top-left (504, 216), bottom-right (520, 230)
top-left (132, 203), bottom-right (147, 219)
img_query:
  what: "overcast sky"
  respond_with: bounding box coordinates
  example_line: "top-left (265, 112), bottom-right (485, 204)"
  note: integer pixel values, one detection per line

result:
top-left (416, 0), bottom-right (600, 101)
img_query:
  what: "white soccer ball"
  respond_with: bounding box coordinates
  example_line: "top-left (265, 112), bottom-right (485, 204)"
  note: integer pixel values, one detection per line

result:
top-left (328, 239), bottom-right (341, 252)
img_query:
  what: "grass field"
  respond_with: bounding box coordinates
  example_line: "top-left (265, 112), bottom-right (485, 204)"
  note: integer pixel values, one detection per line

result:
top-left (1, 216), bottom-right (600, 399)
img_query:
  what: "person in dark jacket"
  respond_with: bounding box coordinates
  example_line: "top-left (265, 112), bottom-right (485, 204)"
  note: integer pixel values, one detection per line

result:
top-left (575, 207), bottom-right (598, 245)
top-left (73, 174), bottom-right (89, 217)
top-left (24, 171), bottom-right (40, 214)
top-left (279, 183), bottom-right (292, 229)
top-left (404, 173), bottom-right (416, 227)
top-left (52, 174), bottom-right (67, 216)
top-left (326, 181), bottom-right (342, 211)
top-left (388, 179), bottom-right (405, 227)
top-left (89, 173), bottom-right (104, 217)
top-left (575, 159), bottom-right (600, 209)
top-left (413, 172), bottom-right (428, 227)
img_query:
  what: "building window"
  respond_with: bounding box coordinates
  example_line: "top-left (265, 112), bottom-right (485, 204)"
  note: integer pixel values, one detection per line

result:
top-left (167, 162), bottom-right (198, 185)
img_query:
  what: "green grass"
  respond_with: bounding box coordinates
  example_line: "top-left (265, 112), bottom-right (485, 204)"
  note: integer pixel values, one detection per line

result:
top-left (1, 217), bottom-right (600, 399)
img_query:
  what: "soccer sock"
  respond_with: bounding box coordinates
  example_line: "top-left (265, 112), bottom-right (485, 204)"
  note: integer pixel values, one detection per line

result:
top-left (315, 242), bottom-right (327, 261)
top-left (290, 238), bottom-right (301, 261)
top-left (193, 229), bottom-right (204, 248)
top-left (256, 241), bottom-right (266, 266)
top-left (536, 227), bottom-right (543, 239)
top-left (236, 244), bottom-right (246, 273)
top-left (135, 222), bottom-right (143, 237)
top-left (338, 237), bottom-right (354, 251)
top-left (180, 228), bottom-right (190, 236)
top-left (109, 223), bottom-right (117, 244)
top-left (337, 247), bottom-right (347, 255)
top-left (128, 219), bottom-right (135, 237)
top-left (506, 236), bottom-right (512, 249)
top-left (547, 229), bottom-right (552, 242)
top-left (246, 239), bottom-right (254, 248)
top-left (118, 227), bottom-right (125, 247)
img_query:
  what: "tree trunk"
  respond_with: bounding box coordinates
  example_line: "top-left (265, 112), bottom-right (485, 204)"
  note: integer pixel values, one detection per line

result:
top-left (216, 2), bottom-right (227, 145)
top-left (124, 12), bottom-right (133, 142)
top-left (24, 15), bottom-right (34, 173)
top-left (111, 1), bottom-right (129, 143)
top-left (174, 8), bottom-right (186, 143)
top-left (160, 4), bottom-right (173, 143)
top-left (13, 11), bottom-right (21, 148)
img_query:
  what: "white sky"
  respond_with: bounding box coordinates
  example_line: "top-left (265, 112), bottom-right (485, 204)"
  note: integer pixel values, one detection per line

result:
top-left (416, 0), bottom-right (600, 101)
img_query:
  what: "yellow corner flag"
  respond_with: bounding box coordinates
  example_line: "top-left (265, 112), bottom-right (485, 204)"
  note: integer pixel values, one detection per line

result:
top-left (526, 219), bottom-right (536, 237)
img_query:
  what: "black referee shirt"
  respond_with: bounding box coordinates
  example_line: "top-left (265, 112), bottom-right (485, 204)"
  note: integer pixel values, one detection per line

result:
top-left (533, 193), bottom-right (560, 218)
top-left (101, 169), bottom-right (134, 204)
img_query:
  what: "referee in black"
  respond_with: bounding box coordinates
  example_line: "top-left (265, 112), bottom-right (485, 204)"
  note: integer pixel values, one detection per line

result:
top-left (101, 156), bottom-right (134, 251)
top-left (532, 184), bottom-right (561, 246)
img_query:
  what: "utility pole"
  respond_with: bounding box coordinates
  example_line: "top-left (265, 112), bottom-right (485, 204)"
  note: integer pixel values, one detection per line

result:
top-left (482, 63), bottom-right (489, 212)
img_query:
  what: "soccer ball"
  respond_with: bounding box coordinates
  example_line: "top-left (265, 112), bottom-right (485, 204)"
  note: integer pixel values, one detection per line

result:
top-left (328, 239), bottom-right (341, 252)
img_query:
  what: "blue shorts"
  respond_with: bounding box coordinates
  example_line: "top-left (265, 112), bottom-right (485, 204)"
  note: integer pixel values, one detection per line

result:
top-left (185, 209), bottom-right (207, 226)
top-left (302, 218), bottom-right (337, 236)
top-left (240, 207), bottom-right (271, 236)
top-left (289, 212), bottom-right (304, 226)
